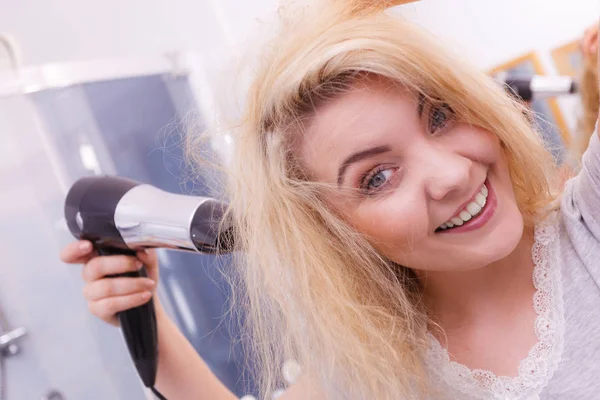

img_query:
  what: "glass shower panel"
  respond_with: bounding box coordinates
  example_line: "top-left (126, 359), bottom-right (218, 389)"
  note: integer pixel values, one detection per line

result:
top-left (30, 73), bottom-right (251, 397)
top-left (0, 94), bottom-right (144, 400)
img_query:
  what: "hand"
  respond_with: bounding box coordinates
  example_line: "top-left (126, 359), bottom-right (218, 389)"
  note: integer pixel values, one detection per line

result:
top-left (581, 23), bottom-right (599, 59)
top-left (60, 240), bottom-right (159, 326)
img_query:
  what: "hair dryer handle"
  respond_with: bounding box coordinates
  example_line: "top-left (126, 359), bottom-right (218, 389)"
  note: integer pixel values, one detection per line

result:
top-left (97, 247), bottom-right (159, 388)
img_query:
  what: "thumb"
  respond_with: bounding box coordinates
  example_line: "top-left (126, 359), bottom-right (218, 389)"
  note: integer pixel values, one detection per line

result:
top-left (137, 249), bottom-right (159, 282)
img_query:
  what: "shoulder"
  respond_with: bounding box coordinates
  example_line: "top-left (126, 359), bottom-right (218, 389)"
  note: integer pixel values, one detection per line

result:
top-left (280, 375), bottom-right (327, 400)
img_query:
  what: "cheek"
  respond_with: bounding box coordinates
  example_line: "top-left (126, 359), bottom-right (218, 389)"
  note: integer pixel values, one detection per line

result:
top-left (462, 127), bottom-right (503, 165)
top-left (442, 124), bottom-right (502, 164)
top-left (486, 138), bottom-right (505, 168)
top-left (343, 193), bottom-right (430, 255)
top-left (483, 134), bottom-right (514, 194)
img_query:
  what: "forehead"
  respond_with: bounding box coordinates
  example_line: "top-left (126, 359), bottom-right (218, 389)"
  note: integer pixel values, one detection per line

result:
top-left (299, 77), bottom-right (418, 177)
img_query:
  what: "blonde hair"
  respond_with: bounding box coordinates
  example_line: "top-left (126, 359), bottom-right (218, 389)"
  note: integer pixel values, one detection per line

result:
top-left (192, 1), bottom-right (558, 398)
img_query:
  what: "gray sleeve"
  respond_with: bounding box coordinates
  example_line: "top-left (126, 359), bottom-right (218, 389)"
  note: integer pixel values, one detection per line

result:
top-left (567, 126), bottom-right (600, 240)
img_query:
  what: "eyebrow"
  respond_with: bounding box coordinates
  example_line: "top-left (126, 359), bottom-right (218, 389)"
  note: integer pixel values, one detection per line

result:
top-left (337, 145), bottom-right (392, 186)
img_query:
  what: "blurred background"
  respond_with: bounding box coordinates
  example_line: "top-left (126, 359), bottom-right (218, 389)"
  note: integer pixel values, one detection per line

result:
top-left (0, 0), bottom-right (599, 399)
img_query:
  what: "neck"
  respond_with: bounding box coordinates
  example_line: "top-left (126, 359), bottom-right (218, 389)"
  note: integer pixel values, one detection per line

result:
top-left (416, 228), bottom-right (535, 330)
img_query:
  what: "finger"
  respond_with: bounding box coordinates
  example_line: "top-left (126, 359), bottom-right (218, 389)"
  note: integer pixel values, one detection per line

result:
top-left (60, 240), bottom-right (96, 264)
top-left (82, 256), bottom-right (143, 282)
top-left (137, 249), bottom-right (157, 269)
top-left (591, 41), bottom-right (599, 58)
top-left (83, 277), bottom-right (156, 301)
top-left (88, 292), bottom-right (153, 321)
top-left (582, 26), bottom-right (600, 56)
top-left (137, 249), bottom-right (159, 282)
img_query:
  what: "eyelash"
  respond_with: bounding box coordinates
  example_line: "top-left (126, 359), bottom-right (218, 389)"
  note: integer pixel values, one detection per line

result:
top-left (359, 165), bottom-right (399, 195)
top-left (426, 102), bottom-right (454, 134)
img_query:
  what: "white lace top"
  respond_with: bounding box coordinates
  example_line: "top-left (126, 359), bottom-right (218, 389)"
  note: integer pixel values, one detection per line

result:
top-left (425, 214), bottom-right (564, 400)
top-left (423, 131), bottom-right (600, 399)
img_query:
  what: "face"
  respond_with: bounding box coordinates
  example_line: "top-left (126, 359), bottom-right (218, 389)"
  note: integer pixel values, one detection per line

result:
top-left (299, 77), bottom-right (524, 272)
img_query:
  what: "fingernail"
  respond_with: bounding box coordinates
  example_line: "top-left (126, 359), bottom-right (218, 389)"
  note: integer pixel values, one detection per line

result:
top-left (144, 279), bottom-right (156, 287)
top-left (136, 260), bottom-right (143, 269)
top-left (141, 292), bottom-right (152, 301)
top-left (79, 241), bottom-right (91, 251)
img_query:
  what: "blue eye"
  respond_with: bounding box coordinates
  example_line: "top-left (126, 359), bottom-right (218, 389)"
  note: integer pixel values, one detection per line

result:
top-left (361, 167), bottom-right (395, 193)
top-left (429, 103), bottom-right (454, 133)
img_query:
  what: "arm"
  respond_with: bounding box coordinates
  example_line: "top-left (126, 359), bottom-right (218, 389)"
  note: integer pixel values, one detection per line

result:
top-left (61, 241), bottom-right (317, 400)
top-left (60, 241), bottom-right (237, 400)
top-left (156, 300), bottom-right (325, 400)
top-left (153, 302), bottom-right (238, 400)
top-left (563, 18), bottom-right (600, 238)
top-left (566, 125), bottom-right (600, 235)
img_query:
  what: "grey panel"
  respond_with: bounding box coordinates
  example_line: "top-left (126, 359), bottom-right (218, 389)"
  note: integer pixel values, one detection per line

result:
top-left (32, 74), bottom-right (253, 397)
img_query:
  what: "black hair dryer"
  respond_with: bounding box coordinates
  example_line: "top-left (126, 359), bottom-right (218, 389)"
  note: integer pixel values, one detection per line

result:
top-left (63, 176), bottom-right (234, 391)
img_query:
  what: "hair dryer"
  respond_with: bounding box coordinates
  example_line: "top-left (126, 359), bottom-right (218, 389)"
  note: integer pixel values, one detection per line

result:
top-left (63, 176), bottom-right (234, 396)
top-left (494, 72), bottom-right (578, 102)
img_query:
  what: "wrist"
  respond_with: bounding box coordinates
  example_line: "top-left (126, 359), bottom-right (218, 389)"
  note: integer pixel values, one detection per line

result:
top-left (153, 296), bottom-right (170, 324)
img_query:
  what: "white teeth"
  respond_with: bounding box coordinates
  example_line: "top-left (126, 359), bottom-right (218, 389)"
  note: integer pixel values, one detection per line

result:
top-left (437, 182), bottom-right (490, 231)
top-left (466, 202), bottom-right (482, 215)
top-left (450, 217), bottom-right (464, 226)
top-left (459, 211), bottom-right (472, 222)
top-left (475, 193), bottom-right (486, 207)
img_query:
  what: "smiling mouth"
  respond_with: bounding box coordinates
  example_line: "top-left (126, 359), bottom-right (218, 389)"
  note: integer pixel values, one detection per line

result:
top-left (435, 183), bottom-right (489, 232)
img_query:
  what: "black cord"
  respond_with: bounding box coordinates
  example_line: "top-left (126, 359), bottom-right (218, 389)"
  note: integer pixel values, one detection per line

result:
top-left (151, 386), bottom-right (168, 400)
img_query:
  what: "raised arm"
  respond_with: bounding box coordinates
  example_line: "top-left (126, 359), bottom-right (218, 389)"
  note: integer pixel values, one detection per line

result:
top-left (562, 19), bottom-right (600, 237)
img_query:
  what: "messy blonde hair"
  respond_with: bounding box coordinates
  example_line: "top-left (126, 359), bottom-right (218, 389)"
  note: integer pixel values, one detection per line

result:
top-left (195, 1), bottom-right (557, 398)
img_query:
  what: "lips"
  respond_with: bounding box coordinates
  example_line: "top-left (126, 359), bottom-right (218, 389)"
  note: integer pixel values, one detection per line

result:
top-left (437, 184), bottom-right (488, 231)
top-left (435, 179), bottom-right (497, 234)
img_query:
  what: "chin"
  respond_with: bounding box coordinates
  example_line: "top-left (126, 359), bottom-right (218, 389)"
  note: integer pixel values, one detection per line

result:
top-left (483, 210), bottom-right (524, 263)
top-left (420, 194), bottom-right (525, 273)
top-left (482, 172), bottom-right (526, 264)
top-left (463, 200), bottom-right (525, 270)
top-left (442, 167), bottom-right (525, 270)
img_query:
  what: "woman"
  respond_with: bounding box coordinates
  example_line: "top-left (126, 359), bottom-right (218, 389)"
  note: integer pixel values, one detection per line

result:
top-left (60, 1), bottom-right (600, 399)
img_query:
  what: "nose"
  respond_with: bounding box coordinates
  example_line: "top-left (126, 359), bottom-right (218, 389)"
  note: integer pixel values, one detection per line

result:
top-left (421, 145), bottom-right (472, 201)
